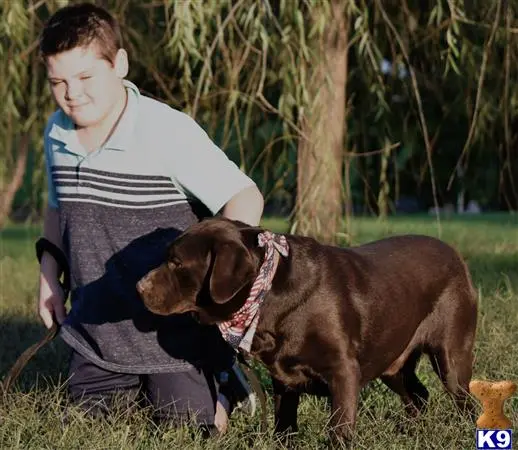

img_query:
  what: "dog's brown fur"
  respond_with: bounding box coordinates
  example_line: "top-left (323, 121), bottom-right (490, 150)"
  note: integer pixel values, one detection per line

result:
top-left (137, 217), bottom-right (478, 443)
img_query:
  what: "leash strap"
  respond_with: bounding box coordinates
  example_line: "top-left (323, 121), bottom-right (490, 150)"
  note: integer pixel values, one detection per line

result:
top-left (1, 238), bottom-right (69, 395)
top-left (237, 353), bottom-right (269, 433)
top-left (0, 322), bottom-right (59, 395)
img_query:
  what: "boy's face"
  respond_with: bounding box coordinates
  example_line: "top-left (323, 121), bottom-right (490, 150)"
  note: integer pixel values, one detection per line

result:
top-left (46, 43), bottom-right (128, 129)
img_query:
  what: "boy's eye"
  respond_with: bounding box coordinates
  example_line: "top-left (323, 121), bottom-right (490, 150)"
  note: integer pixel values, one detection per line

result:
top-left (50, 80), bottom-right (63, 86)
top-left (80, 75), bottom-right (92, 80)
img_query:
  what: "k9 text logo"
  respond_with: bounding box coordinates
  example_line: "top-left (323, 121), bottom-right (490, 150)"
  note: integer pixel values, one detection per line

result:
top-left (476, 429), bottom-right (512, 450)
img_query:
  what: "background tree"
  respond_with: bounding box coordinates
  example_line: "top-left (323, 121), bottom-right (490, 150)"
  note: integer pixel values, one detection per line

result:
top-left (291, 1), bottom-right (349, 244)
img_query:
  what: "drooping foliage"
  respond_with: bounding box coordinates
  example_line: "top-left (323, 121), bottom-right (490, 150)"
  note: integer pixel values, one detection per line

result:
top-left (1, 0), bottom-right (516, 237)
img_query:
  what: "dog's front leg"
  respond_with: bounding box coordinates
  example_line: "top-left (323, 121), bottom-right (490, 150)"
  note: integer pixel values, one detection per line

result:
top-left (328, 362), bottom-right (361, 447)
top-left (272, 377), bottom-right (300, 436)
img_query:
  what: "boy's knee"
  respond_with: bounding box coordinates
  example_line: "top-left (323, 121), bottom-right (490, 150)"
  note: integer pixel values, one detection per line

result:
top-left (146, 369), bottom-right (218, 427)
top-left (66, 351), bottom-right (141, 417)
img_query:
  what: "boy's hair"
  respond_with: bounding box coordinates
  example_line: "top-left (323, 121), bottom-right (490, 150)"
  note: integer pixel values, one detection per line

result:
top-left (39, 2), bottom-right (122, 64)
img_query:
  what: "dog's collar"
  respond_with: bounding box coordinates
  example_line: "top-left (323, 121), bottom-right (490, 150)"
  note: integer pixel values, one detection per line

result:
top-left (218, 230), bottom-right (289, 354)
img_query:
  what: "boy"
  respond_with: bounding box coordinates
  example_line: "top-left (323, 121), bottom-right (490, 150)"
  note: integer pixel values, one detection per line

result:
top-left (38, 2), bottom-right (263, 435)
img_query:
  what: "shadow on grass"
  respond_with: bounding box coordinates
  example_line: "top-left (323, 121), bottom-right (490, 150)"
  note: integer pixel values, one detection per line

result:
top-left (0, 316), bottom-right (70, 392)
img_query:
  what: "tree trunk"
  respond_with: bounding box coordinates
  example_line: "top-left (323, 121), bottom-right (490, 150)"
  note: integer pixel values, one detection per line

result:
top-left (294, 2), bottom-right (349, 244)
top-left (0, 134), bottom-right (29, 229)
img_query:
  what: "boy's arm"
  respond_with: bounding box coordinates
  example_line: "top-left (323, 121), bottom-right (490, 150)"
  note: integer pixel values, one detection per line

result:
top-left (40, 205), bottom-right (64, 279)
top-left (166, 111), bottom-right (264, 225)
top-left (220, 185), bottom-right (264, 226)
top-left (39, 205), bottom-right (67, 328)
top-left (39, 116), bottom-right (66, 328)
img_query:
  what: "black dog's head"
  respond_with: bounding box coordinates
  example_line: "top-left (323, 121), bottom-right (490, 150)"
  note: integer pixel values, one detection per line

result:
top-left (136, 218), bottom-right (262, 321)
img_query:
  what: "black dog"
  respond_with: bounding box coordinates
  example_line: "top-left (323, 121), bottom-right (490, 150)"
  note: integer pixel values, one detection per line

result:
top-left (137, 217), bottom-right (478, 444)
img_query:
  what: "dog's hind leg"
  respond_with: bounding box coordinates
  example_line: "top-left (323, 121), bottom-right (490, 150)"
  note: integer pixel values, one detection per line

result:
top-left (428, 320), bottom-right (476, 413)
top-left (428, 344), bottom-right (474, 413)
top-left (381, 349), bottom-right (429, 417)
top-left (426, 280), bottom-right (477, 416)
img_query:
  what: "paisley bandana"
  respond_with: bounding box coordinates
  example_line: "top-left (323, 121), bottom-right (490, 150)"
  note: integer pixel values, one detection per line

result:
top-left (218, 231), bottom-right (289, 353)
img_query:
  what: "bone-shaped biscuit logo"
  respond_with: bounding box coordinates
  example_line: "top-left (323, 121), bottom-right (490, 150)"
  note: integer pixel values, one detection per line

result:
top-left (469, 379), bottom-right (516, 429)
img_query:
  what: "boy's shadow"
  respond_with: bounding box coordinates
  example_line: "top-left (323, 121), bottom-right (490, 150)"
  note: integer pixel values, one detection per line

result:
top-left (2, 223), bottom-right (233, 392)
top-left (62, 216), bottom-right (234, 374)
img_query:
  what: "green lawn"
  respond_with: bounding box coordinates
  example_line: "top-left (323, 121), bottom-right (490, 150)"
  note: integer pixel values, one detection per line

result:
top-left (1, 213), bottom-right (517, 449)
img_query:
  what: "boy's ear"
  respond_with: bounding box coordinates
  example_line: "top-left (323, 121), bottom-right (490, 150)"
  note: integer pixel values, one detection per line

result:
top-left (114, 48), bottom-right (129, 79)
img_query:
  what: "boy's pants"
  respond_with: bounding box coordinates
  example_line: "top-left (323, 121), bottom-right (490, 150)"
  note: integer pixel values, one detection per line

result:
top-left (67, 350), bottom-right (218, 427)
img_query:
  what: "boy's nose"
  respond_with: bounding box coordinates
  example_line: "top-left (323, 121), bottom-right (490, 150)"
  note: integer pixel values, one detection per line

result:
top-left (65, 80), bottom-right (84, 101)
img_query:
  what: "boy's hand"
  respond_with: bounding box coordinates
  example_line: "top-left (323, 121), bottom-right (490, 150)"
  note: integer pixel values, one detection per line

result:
top-left (38, 276), bottom-right (66, 329)
top-left (214, 394), bottom-right (230, 434)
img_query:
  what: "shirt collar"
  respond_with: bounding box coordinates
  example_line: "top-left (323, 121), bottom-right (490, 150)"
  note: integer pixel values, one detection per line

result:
top-left (48, 79), bottom-right (140, 153)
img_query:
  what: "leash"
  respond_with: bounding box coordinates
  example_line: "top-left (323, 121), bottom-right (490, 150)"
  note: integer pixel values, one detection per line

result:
top-left (1, 238), bottom-right (69, 396)
top-left (236, 353), bottom-right (269, 432)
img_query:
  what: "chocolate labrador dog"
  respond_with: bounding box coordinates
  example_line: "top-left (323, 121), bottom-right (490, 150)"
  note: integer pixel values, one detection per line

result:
top-left (137, 217), bottom-right (477, 444)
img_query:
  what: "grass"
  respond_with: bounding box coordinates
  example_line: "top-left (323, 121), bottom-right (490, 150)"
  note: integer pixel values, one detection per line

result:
top-left (1, 213), bottom-right (517, 449)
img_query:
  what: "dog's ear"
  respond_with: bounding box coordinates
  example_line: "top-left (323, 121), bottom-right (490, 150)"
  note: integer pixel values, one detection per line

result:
top-left (209, 240), bottom-right (256, 304)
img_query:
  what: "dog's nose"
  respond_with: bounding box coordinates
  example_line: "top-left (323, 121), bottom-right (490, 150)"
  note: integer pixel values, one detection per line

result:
top-left (136, 276), bottom-right (151, 295)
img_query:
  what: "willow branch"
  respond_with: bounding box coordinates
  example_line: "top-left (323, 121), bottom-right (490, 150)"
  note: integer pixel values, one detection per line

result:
top-left (447, 0), bottom-right (502, 190)
top-left (375, 0), bottom-right (441, 234)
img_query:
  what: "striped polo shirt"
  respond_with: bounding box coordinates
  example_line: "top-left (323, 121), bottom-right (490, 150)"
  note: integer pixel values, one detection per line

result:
top-left (43, 80), bottom-right (254, 373)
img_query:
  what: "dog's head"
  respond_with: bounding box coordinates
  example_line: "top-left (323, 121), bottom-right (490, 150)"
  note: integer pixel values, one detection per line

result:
top-left (136, 218), bottom-right (261, 320)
